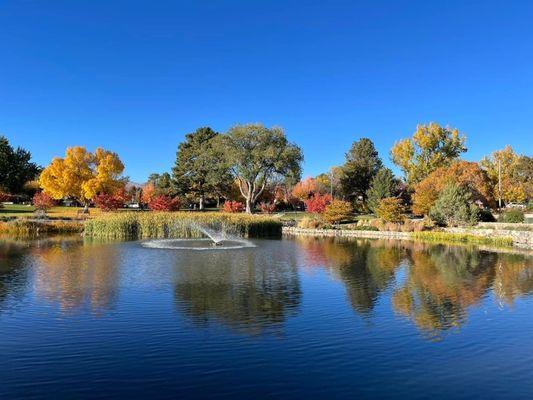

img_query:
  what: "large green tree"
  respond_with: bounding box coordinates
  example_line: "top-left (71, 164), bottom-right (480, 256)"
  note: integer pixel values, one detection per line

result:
top-left (391, 123), bottom-right (466, 186)
top-left (340, 138), bottom-right (382, 203)
top-left (172, 127), bottom-right (232, 210)
top-left (0, 136), bottom-right (40, 194)
top-left (222, 124), bottom-right (303, 213)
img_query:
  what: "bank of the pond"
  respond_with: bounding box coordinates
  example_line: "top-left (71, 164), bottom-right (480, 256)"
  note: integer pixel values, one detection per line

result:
top-left (84, 212), bottom-right (282, 239)
top-left (0, 219), bottom-right (84, 236)
top-left (283, 226), bottom-right (532, 249)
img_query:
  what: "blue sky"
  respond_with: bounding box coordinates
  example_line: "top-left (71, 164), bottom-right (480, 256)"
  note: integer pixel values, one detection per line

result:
top-left (1, 0), bottom-right (532, 182)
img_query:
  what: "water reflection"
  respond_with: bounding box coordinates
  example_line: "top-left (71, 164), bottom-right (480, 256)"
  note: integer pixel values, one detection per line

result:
top-left (0, 236), bottom-right (532, 337)
top-left (173, 244), bottom-right (301, 334)
top-left (32, 239), bottom-right (120, 314)
top-left (294, 237), bottom-right (533, 334)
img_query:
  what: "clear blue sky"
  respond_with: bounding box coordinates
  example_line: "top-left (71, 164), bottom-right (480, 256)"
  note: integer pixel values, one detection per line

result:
top-left (1, 0), bottom-right (532, 182)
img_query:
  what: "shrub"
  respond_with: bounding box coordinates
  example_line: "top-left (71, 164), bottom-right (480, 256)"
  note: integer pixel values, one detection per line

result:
top-left (297, 216), bottom-right (324, 229)
top-left (323, 200), bottom-right (353, 224)
top-left (429, 183), bottom-right (479, 227)
top-left (375, 197), bottom-right (404, 223)
top-left (304, 193), bottom-right (332, 214)
top-left (93, 193), bottom-right (124, 211)
top-left (499, 208), bottom-right (525, 223)
top-left (32, 192), bottom-right (56, 211)
top-left (478, 209), bottom-right (496, 222)
top-left (148, 195), bottom-right (181, 211)
top-left (259, 202), bottom-right (276, 214)
top-left (222, 200), bottom-right (245, 213)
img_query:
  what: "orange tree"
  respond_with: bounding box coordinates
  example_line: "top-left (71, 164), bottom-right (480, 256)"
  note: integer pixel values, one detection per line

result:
top-left (412, 161), bottom-right (494, 216)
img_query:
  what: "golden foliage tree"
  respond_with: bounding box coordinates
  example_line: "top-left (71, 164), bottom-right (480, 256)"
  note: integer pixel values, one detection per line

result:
top-left (39, 146), bottom-right (125, 205)
top-left (391, 123), bottom-right (466, 186)
top-left (412, 161), bottom-right (494, 216)
top-left (480, 145), bottom-right (531, 204)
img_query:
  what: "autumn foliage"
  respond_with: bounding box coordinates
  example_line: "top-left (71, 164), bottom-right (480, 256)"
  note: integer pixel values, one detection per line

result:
top-left (39, 146), bottom-right (125, 204)
top-left (222, 200), bottom-right (245, 213)
top-left (93, 193), bottom-right (124, 211)
top-left (148, 195), bottom-right (181, 211)
top-left (323, 200), bottom-right (353, 224)
top-left (304, 193), bottom-right (332, 214)
top-left (259, 202), bottom-right (276, 214)
top-left (375, 197), bottom-right (404, 223)
top-left (32, 192), bottom-right (56, 211)
top-left (292, 177), bottom-right (319, 200)
top-left (412, 161), bottom-right (494, 216)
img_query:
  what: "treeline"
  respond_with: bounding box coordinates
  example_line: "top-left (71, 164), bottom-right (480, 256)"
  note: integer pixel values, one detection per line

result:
top-left (1, 122), bottom-right (531, 221)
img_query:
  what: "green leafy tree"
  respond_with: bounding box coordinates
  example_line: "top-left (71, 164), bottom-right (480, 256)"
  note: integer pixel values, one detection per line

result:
top-left (429, 183), bottom-right (479, 227)
top-left (148, 172), bottom-right (173, 196)
top-left (340, 138), bottom-right (382, 204)
top-left (0, 135), bottom-right (40, 194)
top-left (172, 127), bottom-right (232, 210)
top-left (366, 167), bottom-right (397, 212)
top-left (391, 123), bottom-right (466, 186)
top-left (222, 123), bottom-right (303, 213)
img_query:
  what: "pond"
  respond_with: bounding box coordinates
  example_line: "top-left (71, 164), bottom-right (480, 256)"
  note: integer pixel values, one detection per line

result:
top-left (1, 236), bottom-right (532, 399)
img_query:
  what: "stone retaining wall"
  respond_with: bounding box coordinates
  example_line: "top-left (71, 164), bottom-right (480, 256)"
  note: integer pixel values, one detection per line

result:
top-left (282, 227), bottom-right (533, 249)
top-left (282, 227), bottom-right (411, 240)
top-left (443, 227), bottom-right (532, 249)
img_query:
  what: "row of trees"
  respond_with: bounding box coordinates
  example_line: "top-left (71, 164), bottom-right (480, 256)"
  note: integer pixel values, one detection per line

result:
top-left (2, 121), bottom-right (531, 219)
top-left (292, 122), bottom-right (531, 224)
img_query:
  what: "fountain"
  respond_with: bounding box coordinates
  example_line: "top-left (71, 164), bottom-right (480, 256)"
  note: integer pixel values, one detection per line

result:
top-left (141, 222), bottom-right (255, 251)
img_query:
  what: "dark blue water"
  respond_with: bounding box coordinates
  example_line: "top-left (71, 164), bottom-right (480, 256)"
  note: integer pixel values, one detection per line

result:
top-left (1, 236), bottom-right (532, 399)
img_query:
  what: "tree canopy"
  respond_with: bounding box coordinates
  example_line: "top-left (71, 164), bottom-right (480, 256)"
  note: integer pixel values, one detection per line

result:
top-left (480, 145), bottom-right (532, 204)
top-left (39, 146), bottom-right (125, 204)
top-left (412, 160), bottom-right (494, 216)
top-left (222, 124), bottom-right (303, 213)
top-left (0, 136), bottom-right (40, 194)
top-left (340, 138), bottom-right (382, 203)
top-left (172, 127), bottom-right (232, 210)
top-left (391, 123), bottom-right (466, 186)
top-left (366, 167), bottom-right (397, 212)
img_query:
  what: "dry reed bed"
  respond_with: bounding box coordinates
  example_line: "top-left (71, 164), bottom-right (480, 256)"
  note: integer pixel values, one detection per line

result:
top-left (84, 212), bottom-right (282, 239)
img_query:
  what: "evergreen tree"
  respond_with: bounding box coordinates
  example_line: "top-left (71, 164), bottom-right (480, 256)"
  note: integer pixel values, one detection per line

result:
top-left (429, 183), bottom-right (479, 226)
top-left (172, 127), bottom-right (232, 210)
top-left (340, 138), bottom-right (382, 203)
top-left (366, 167), bottom-right (396, 212)
top-left (0, 136), bottom-right (40, 194)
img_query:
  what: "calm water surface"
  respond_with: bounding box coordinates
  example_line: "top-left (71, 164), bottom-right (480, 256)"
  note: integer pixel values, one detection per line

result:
top-left (1, 236), bottom-right (532, 399)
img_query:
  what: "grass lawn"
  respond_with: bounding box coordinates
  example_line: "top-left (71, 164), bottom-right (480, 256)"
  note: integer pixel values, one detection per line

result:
top-left (276, 211), bottom-right (375, 223)
top-left (0, 204), bottom-right (107, 219)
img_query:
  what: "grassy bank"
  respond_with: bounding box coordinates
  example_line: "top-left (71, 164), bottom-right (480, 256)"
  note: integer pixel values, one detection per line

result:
top-left (84, 212), bottom-right (282, 239)
top-left (411, 231), bottom-right (514, 247)
top-left (0, 220), bottom-right (84, 237)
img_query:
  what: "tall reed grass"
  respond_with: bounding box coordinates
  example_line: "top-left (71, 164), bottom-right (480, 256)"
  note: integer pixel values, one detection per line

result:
top-left (411, 231), bottom-right (513, 247)
top-left (84, 212), bottom-right (282, 239)
top-left (0, 220), bottom-right (84, 237)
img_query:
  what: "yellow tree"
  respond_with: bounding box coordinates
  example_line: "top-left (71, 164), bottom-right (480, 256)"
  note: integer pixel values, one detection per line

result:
top-left (480, 145), bottom-right (529, 204)
top-left (39, 146), bottom-right (125, 207)
top-left (391, 123), bottom-right (466, 186)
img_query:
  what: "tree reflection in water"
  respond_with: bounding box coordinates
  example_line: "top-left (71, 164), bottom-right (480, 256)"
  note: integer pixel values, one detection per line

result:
top-left (31, 237), bottom-right (121, 314)
top-left (173, 245), bottom-right (301, 335)
top-left (293, 236), bottom-right (533, 335)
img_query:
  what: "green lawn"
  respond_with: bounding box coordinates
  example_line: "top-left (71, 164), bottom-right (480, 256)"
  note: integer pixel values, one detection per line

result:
top-left (0, 204), bottom-right (106, 219)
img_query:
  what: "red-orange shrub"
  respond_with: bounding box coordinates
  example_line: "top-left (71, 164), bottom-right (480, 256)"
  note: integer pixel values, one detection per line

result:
top-left (304, 193), bottom-right (332, 214)
top-left (94, 193), bottom-right (124, 211)
top-left (222, 200), bottom-right (244, 213)
top-left (148, 195), bottom-right (181, 211)
top-left (32, 192), bottom-right (56, 211)
top-left (259, 202), bottom-right (276, 214)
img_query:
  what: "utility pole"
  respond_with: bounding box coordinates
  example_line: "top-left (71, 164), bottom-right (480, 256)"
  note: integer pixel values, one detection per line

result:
top-left (498, 158), bottom-right (502, 210)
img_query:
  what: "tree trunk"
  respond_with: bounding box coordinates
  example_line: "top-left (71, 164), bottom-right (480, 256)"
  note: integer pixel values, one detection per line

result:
top-left (245, 197), bottom-right (253, 214)
top-left (83, 201), bottom-right (90, 214)
top-left (199, 195), bottom-right (204, 211)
